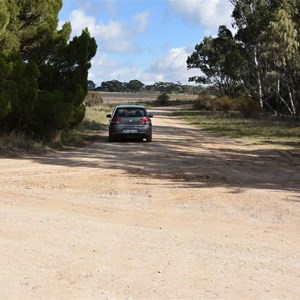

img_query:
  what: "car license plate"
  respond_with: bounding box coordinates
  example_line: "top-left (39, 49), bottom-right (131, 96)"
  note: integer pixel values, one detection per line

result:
top-left (123, 129), bottom-right (138, 133)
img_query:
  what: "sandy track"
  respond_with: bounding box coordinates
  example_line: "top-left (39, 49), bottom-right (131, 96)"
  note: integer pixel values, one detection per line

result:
top-left (0, 107), bottom-right (299, 299)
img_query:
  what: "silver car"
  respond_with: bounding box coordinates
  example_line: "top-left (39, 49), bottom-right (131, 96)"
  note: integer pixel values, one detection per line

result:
top-left (106, 105), bottom-right (153, 142)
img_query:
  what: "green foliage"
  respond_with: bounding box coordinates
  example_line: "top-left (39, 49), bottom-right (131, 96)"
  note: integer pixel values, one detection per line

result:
top-left (0, 52), bottom-right (40, 130)
top-left (193, 94), bottom-right (260, 118)
top-left (187, 26), bottom-right (244, 97)
top-left (194, 94), bottom-right (239, 112)
top-left (237, 96), bottom-right (261, 118)
top-left (157, 93), bottom-right (170, 105)
top-left (0, 1), bottom-right (97, 140)
top-left (190, 0), bottom-right (300, 116)
top-left (127, 80), bottom-right (145, 92)
top-left (0, 1), bottom-right (9, 40)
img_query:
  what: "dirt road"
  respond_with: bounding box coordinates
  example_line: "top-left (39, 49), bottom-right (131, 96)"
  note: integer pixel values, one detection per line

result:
top-left (0, 107), bottom-right (299, 299)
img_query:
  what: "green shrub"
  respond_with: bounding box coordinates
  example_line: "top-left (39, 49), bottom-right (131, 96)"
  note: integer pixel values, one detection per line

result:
top-left (193, 95), bottom-right (237, 112)
top-left (237, 96), bottom-right (261, 118)
top-left (193, 95), bottom-right (262, 116)
top-left (193, 98), bottom-right (207, 110)
top-left (157, 93), bottom-right (170, 105)
top-left (193, 94), bottom-right (213, 110)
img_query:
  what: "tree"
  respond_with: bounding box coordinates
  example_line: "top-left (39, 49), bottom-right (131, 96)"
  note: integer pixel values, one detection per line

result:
top-left (230, 0), bottom-right (276, 108)
top-left (127, 80), bottom-right (144, 92)
top-left (0, 0), bottom-right (97, 138)
top-left (99, 80), bottom-right (126, 92)
top-left (187, 26), bottom-right (244, 97)
top-left (33, 28), bottom-right (97, 138)
top-left (153, 82), bottom-right (178, 93)
top-left (260, 3), bottom-right (300, 115)
top-left (88, 80), bottom-right (96, 91)
top-left (231, 0), bottom-right (300, 115)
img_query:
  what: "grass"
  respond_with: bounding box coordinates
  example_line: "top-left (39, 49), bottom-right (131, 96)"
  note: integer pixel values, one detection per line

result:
top-left (61, 103), bottom-right (114, 146)
top-left (0, 131), bottom-right (46, 156)
top-left (2, 96), bottom-right (299, 153)
top-left (174, 110), bottom-right (300, 149)
top-left (0, 104), bottom-right (114, 154)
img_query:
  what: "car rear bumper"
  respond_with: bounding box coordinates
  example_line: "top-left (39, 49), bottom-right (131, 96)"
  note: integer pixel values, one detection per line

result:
top-left (109, 130), bottom-right (152, 139)
top-left (109, 125), bottom-right (152, 138)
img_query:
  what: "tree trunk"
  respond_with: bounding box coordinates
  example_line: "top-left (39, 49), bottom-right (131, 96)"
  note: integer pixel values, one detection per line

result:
top-left (295, 90), bottom-right (300, 119)
top-left (254, 46), bottom-right (263, 109)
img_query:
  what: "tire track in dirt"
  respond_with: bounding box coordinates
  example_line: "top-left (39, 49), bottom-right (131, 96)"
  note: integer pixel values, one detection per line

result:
top-left (0, 106), bottom-right (299, 299)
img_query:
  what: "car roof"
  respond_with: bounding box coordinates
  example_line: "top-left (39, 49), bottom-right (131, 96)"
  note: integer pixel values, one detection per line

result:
top-left (115, 105), bottom-right (145, 109)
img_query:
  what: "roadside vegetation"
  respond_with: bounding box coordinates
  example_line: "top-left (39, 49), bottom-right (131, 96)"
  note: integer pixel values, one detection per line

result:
top-left (187, 1), bottom-right (300, 118)
top-left (2, 1), bottom-right (299, 153)
top-left (1, 91), bottom-right (299, 153)
top-left (175, 95), bottom-right (300, 149)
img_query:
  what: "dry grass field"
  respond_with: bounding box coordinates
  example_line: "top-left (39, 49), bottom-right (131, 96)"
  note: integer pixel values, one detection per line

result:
top-left (98, 91), bottom-right (199, 103)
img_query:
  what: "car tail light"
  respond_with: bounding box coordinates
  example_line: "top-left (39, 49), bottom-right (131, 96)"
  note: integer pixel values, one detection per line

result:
top-left (139, 117), bottom-right (151, 124)
top-left (111, 117), bottom-right (121, 124)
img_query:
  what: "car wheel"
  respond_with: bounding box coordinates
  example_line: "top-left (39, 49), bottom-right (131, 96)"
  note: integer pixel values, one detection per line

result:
top-left (108, 135), bottom-right (115, 142)
top-left (146, 135), bottom-right (152, 142)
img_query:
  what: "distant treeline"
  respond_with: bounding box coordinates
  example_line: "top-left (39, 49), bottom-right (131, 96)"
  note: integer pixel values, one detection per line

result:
top-left (88, 80), bottom-right (204, 95)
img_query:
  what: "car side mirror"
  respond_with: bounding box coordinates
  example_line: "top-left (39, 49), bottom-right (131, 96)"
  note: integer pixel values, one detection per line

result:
top-left (106, 114), bottom-right (112, 118)
top-left (148, 114), bottom-right (153, 118)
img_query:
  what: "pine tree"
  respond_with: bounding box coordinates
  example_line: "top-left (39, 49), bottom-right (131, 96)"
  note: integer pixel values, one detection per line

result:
top-left (0, 0), bottom-right (97, 138)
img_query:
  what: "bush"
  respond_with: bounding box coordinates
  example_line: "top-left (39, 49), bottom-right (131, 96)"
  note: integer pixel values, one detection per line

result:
top-left (193, 99), bottom-right (206, 110)
top-left (237, 96), bottom-right (261, 118)
top-left (193, 94), bottom-right (261, 117)
top-left (84, 92), bottom-right (104, 107)
top-left (157, 93), bottom-right (170, 105)
top-left (193, 94), bottom-right (212, 110)
top-left (193, 95), bottom-right (236, 112)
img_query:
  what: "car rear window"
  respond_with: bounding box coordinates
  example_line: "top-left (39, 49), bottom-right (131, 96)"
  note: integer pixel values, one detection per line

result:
top-left (115, 108), bottom-right (146, 117)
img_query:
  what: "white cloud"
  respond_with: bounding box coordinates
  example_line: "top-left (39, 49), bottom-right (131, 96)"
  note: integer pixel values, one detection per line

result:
top-left (88, 47), bottom-right (199, 86)
top-left (60, 3), bottom-right (204, 85)
top-left (88, 52), bottom-right (143, 85)
top-left (142, 47), bottom-right (200, 84)
top-left (68, 9), bottom-right (149, 53)
top-left (133, 11), bottom-right (149, 33)
top-left (69, 9), bottom-right (97, 35)
top-left (168, 0), bottom-right (233, 30)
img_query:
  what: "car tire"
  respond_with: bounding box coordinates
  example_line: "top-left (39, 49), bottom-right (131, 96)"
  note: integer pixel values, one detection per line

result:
top-left (108, 135), bottom-right (115, 142)
top-left (146, 135), bottom-right (152, 142)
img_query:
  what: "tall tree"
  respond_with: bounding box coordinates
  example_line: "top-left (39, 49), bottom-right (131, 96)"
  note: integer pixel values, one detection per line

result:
top-left (127, 80), bottom-right (145, 92)
top-left (230, 0), bottom-right (274, 108)
top-left (0, 0), bottom-right (97, 138)
top-left (260, 2), bottom-right (299, 114)
top-left (187, 25), bottom-right (244, 97)
top-left (231, 0), bottom-right (300, 115)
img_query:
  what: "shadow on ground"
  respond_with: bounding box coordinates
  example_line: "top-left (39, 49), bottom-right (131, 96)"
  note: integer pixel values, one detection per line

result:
top-left (4, 107), bottom-right (300, 193)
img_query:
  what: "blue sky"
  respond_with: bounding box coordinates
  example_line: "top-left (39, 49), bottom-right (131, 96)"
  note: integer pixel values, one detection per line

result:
top-left (58, 0), bottom-right (234, 86)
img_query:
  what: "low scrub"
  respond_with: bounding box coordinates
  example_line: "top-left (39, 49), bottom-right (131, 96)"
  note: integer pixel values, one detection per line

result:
top-left (175, 110), bottom-right (300, 149)
top-left (0, 103), bottom-right (113, 153)
top-left (157, 93), bottom-right (170, 106)
top-left (84, 91), bottom-right (104, 107)
top-left (0, 131), bottom-right (44, 153)
top-left (237, 96), bottom-right (261, 118)
top-left (193, 94), bottom-right (260, 117)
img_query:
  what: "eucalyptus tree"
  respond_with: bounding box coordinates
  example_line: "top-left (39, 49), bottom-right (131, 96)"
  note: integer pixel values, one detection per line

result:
top-left (260, 1), bottom-right (300, 115)
top-left (230, 0), bottom-right (300, 115)
top-left (230, 0), bottom-right (274, 108)
top-left (127, 80), bottom-right (145, 92)
top-left (187, 25), bottom-right (244, 97)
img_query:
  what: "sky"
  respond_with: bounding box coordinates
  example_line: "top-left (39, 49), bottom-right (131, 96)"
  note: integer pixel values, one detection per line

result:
top-left (58, 0), bottom-right (234, 86)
